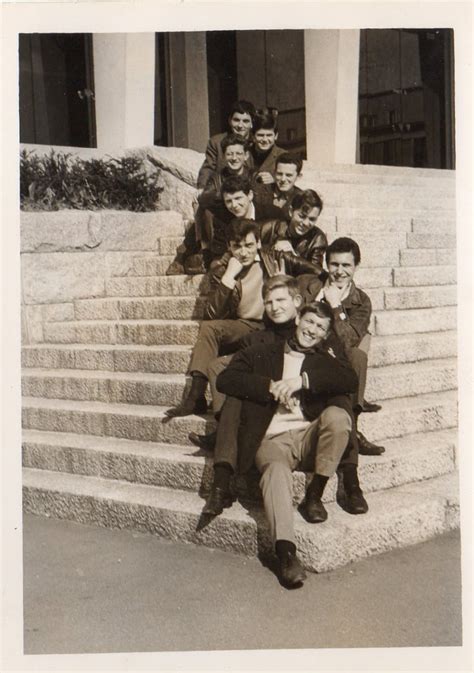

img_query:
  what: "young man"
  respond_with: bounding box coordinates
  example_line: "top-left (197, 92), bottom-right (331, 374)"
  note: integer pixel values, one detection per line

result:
top-left (299, 237), bottom-right (385, 455)
top-left (166, 220), bottom-right (320, 418)
top-left (197, 100), bottom-right (255, 191)
top-left (216, 301), bottom-right (359, 587)
top-left (249, 107), bottom-right (286, 183)
top-left (253, 153), bottom-right (303, 218)
top-left (260, 189), bottom-right (328, 270)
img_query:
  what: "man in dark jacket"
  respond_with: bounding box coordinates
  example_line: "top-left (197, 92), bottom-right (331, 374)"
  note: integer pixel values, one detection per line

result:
top-left (298, 236), bottom-right (384, 455)
top-left (253, 152), bottom-right (303, 219)
top-left (249, 107), bottom-right (286, 181)
top-left (166, 220), bottom-right (320, 418)
top-left (216, 301), bottom-right (359, 587)
top-left (259, 189), bottom-right (328, 270)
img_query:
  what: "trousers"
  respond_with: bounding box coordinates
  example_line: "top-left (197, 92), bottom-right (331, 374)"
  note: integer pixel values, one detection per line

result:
top-left (349, 333), bottom-right (371, 409)
top-left (255, 406), bottom-right (352, 545)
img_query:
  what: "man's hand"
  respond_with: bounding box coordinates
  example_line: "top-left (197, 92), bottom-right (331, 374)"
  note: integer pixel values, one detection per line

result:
top-left (257, 171), bottom-right (275, 185)
top-left (323, 284), bottom-right (345, 308)
top-left (274, 240), bottom-right (296, 254)
top-left (270, 377), bottom-right (303, 408)
top-left (221, 256), bottom-right (244, 288)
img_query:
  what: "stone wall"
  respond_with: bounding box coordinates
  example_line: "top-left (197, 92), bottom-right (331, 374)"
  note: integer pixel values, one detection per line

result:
top-left (21, 209), bottom-right (185, 344)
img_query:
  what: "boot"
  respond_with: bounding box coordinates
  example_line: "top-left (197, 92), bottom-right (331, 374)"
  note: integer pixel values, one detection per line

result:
top-left (356, 431), bottom-right (385, 455)
top-left (188, 430), bottom-right (217, 451)
top-left (337, 464), bottom-right (368, 514)
top-left (275, 540), bottom-right (306, 588)
top-left (299, 474), bottom-right (329, 523)
top-left (166, 374), bottom-right (208, 417)
top-left (166, 253), bottom-right (186, 276)
top-left (202, 463), bottom-right (234, 516)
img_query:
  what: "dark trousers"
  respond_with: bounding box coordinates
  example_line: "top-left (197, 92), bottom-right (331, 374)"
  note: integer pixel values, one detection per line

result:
top-left (349, 334), bottom-right (371, 410)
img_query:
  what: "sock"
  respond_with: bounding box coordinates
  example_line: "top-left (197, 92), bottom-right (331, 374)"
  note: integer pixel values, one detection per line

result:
top-left (275, 539), bottom-right (296, 559)
top-left (307, 473), bottom-right (329, 500)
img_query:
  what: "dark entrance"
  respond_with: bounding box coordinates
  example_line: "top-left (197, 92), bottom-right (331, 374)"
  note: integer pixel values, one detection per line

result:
top-left (19, 34), bottom-right (96, 147)
top-left (358, 29), bottom-right (455, 169)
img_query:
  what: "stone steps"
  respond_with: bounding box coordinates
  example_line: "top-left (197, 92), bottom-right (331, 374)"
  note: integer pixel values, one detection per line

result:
top-left (21, 390), bottom-right (457, 446)
top-left (22, 467), bottom-right (459, 573)
top-left (69, 283), bottom-right (455, 322)
top-left (21, 357), bottom-right (457, 407)
top-left (21, 330), bottom-right (458, 373)
top-left (22, 427), bottom-right (456, 505)
top-left (41, 305), bottom-right (457, 346)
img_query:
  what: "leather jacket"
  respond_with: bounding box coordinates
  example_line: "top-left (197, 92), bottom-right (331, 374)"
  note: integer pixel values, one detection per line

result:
top-left (259, 219), bottom-right (328, 272)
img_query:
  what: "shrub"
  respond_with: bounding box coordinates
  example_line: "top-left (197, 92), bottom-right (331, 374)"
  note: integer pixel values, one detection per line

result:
top-left (20, 150), bottom-right (163, 211)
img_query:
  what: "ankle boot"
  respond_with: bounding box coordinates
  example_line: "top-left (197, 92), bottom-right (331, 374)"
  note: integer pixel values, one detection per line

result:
top-left (202, 463), bottom-right (234, 515)
top-left (299, 474), bottom-right (329, 523)
top-left (275, 540), bottom-right (307, 587)
top-left (337, 464), bottom-right (368, 514)
top-left (166, 374), bottom-right (208, 417)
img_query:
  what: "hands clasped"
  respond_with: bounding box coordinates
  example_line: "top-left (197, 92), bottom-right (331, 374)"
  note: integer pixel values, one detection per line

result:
top-left (269, 376), bottom-right (303, 410)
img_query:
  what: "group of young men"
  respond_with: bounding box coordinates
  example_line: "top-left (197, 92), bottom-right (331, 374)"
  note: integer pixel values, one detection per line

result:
top-left (165, 101), bottom-right (385, 588)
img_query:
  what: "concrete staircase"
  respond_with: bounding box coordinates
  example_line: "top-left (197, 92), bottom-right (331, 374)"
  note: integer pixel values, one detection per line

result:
top-left (22, 163), bottom-right (459, 573)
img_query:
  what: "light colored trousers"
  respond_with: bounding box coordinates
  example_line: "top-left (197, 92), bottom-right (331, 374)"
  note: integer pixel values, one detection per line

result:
top-left (255, 406), bottom-right (352, 545)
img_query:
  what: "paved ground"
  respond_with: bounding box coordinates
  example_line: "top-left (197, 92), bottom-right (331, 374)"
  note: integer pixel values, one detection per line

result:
top-left (23, 514), bottom-right (462, 654)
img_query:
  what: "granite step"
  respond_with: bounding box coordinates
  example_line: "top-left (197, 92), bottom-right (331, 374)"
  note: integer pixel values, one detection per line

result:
top-left (400, 248), bottom-right (453, 267)
top-left (21, 357), bottom-right (457, 407)
top-left (22, 467), bottom-right (459, 573)
top-left (21, 390), bottom-right (458, 445)
top-left (373, 305), bottom-right (456, 336)
top-left (22, 330), bottom-right (457, 373)
top-left (22, 428), bottom-right (457, 505)
top-left (382, 285), bottom-right (457, 309)
top-left (393, 266), bottom-right (456, 287)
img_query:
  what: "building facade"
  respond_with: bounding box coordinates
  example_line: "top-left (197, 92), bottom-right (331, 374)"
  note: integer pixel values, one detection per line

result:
top-left (19, 28), bottom-right (455, 168)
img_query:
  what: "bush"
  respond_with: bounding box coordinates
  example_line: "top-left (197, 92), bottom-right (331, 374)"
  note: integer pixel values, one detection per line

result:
top-left (20, 150), bottom-right (163, 211)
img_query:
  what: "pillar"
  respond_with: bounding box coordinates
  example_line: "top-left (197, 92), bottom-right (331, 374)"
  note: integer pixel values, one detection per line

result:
top-left (93, 33), bottom-right (155, 150)
top-left (304, 30), bottom-right (360, 164)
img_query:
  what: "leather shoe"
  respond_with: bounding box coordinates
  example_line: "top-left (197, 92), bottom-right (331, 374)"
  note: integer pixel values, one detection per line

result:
top-left (188, 430), bottom-right (217, 451)
top-left (165, 396), bottom-right (207, 418)
top-left (166, 259), bottom-right (185, 275)
top-left (361, 399), bottom-right (382, 413)
top-left (344, 487), bottom-right (369, 514)
top-left (357, 431), bottom-right (385, 455)
top-left (202, 486), bottom-right (233, 516)
top-left (299, 491), bottom-right (328, 523)
top-left (279, 551), bottom-right (307, 588)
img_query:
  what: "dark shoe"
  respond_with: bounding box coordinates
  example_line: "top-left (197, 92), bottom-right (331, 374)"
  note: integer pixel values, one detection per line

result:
top-left (357, 431), bottom-right (385, 455)
top-left (279, 551), bottom-right (307, 588)
top-left (165, 396), bottom-right (207, 418)
top-left (344, 487), bottom-right (369, 514)
top-left (188, 430), bottom-right (217, 451)
top-left (202, 486), bottom-right (233, 516)
top-left (166, 258), bottom-right (185, 275)
top-left (299, 491), bottom-right (328, 523)
top-left (184, 253), bottom-right (206, 275)
top-left (361, 399), bottom-right (382, 413)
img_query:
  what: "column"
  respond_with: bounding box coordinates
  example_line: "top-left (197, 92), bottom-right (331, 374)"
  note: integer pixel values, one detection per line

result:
top-left (304, 30), bottom-right (360, 165)
top-left (93, 33), bottom-right (155, 150)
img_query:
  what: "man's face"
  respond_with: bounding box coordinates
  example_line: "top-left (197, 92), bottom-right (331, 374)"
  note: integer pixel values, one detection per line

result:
top-left (223, 190), bottom-right (253, 218)
top-left (254, 128), bottom-right (277, 153)
top-left (295, 311), bottom-right (331, 349)
top-left (288, 206), bottom-right (321, 237)
top-left (229, 233), bottom-right (260, 267)
top-left (224, 144), bottom-right (249, 174)
top-left (228, 112), bottom-right (253, 139)
top-left (263, 286), bottom-right (302, 324)
top-left (274, 163), bottom-right (299, 193)
top-left (327, 251), bottom-right (357, 289)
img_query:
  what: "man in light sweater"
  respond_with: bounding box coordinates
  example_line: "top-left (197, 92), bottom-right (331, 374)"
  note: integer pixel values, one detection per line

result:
top-left (165, 220), bottom-right (319, 418)
top-left (216, 301), bottom-right (358, 587)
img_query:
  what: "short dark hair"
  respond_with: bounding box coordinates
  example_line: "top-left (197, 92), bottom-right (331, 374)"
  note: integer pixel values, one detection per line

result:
top-left (325, 237), bottom-right (361, 267)
top-left (221, 134), bottom-right (250, 153)
top-left (290, 189), bottom-right (323, 214)
top-left (253, 107), bottom-right (278, 132)
top-left (221, 174), bottom-right (252, 197)
top-left (299, 300), bottom-right (334, 331)
top-left (228, 218), bottom-right (260, 244)
top-left (275, 153), bottom-right (303, 175)
top-left (262, 274), bottom-right (301, 299)
top-left (228, 100), bottom-right (256, 120)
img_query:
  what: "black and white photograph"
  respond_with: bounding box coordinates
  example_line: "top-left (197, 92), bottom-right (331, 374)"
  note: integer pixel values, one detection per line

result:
top-left (1, 1), bottom-right (472, 670)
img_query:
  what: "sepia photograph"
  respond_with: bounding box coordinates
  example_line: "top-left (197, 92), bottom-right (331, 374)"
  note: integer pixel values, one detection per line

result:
top-left (2, 1), bottom-right (472, 670)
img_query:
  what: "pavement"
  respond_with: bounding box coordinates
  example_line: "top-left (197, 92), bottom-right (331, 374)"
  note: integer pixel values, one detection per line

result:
top-left (23, 513), bottom-right (463, 654)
